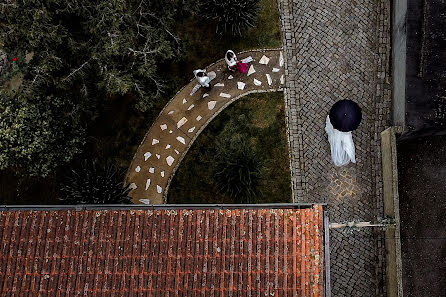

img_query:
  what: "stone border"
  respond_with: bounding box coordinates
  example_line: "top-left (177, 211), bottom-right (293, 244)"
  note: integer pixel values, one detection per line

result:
top-left (381, 126), bottom-right (404, 297)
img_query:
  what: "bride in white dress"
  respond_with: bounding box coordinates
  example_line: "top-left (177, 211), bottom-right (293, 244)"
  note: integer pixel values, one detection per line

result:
top-left (325, 115), bottom-right (356, 166)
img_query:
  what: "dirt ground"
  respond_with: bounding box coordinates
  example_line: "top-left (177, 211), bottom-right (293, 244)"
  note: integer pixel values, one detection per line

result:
top-left (397, 135), bottom-right (446, 296)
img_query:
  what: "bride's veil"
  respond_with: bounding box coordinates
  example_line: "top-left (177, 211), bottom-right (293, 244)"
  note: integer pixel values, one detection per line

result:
top-left (325, 115), bottom-right (356, 166)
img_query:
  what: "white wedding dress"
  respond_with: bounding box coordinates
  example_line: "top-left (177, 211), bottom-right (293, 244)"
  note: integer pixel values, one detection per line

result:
top-left (325, 115), bottom-right (356, 167)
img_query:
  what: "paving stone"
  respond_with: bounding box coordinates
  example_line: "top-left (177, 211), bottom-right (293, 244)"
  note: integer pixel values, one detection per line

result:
top-left (279, 0), bottom-right (391, 296)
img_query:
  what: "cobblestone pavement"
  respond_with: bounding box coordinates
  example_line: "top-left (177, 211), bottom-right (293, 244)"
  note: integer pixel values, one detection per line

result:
top-left (125, 50), bottom-right (284, 204)
top-left (278, 0), bottom-right (391, 296)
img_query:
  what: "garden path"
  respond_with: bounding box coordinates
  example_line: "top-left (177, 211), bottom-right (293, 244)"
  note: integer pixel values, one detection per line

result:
top-left (125, 49), bottom-right (285, 204)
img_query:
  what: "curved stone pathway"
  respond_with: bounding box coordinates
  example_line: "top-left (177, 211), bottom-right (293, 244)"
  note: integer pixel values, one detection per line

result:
top-left (125, 49), bottom-right (285, 204)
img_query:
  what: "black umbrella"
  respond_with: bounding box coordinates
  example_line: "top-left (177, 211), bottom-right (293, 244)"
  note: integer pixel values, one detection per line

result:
top-left (329, 99), bottom-right (362, 132)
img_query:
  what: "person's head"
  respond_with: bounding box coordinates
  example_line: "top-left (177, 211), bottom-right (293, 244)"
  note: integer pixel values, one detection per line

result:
top-left (197, 71), bottom-right (205, 77)
top-left (226, 51), bottom-right (234, 60)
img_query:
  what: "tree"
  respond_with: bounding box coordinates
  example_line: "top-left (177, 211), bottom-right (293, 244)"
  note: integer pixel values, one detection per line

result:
top-left (1, 0), bottom-right (183, 111)
top-left (60, 160), bottom-right (132, 204)
top-left (0, 0), bottom-right (185, 177)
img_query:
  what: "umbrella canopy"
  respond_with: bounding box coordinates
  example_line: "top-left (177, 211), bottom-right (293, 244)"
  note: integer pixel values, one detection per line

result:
top-left (329, 99), bottom-right (362, 132)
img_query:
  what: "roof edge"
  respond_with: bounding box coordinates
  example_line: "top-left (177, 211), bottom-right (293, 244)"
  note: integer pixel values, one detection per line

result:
top-left (1, 203), bottom-right (326, 211)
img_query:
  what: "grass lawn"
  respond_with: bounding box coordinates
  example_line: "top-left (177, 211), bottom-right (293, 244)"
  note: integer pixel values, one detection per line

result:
top-left (167, 92), bottom-right (292, 204)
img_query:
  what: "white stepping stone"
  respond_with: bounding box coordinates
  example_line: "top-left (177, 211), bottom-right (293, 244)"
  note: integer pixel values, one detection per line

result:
top-left (157, 185), bottom-right (162, 194)
top-left (266, 74), bottom-right (272, 86)
top-left (247, 65), bottom-right (256, 76)
top-left (156, 154), bottom-right (160, 159)
top-left (175, 149), bottom-right (180, 154)
top-left (177, 117), bottom-right (188, 128)
top-left (182, 98), bottom-right (187, 104)
top-left (259, 55), bottom-right (270, 65)
top-left (145, 179), bottom-right (151, 190)
top-left (280, 75), bottom-right (284, 85)
top-left (135, 166), bottom-right (141, 172)
top-left (196, 115), bottom-right (202, 121)
top-left (228, 75), bottom-right (234, 80)
top-left (161, 171), bottom-right (165, 177)
top-left (166, 156), bottom-right (175, 166)
top-left (149, 167), bottom-right (154, 173)
top-left (237, 82), bottom-right (245, 90)
top-left (139, 199), bottom-right (151, 204)
top-left (190, 84), bottom-right (201, 96)
top-left (208, 71), bottom-right (216, 80)
top-left (188, 127), bottom-right (195, 133)
top-left (187, 104), bottom-right (195, 111)
top-left (165, 144), bottom-right (171, 149)
top-left (279, 52), bottom-right (284, 67)
top-left (203, 93), bottom-right (209, 98)
top-left (176, 136), bottom-right (186, 144)
top-left (168, 110), bottom-right (174, 115)
top-left (219, 93), bottom-right (231, 98)
top-left (129, 183), bottom-right (137, 190)
top-left (160, 124), bottom-right (167, 130)
top-left (144, 152), bottom-right (151, 161)
top-left (208, 101), bottom-right (217, 110)
top-left (254, 78), bottom-right (262, 86)
top-left (152, 138), bottom-right (159, 145)
top-left (241, 56), bottom-right (253, 63)
top-left (215, 83), bottom-right (224, 87)
top-left (272, 68), bottom-right (280, 72)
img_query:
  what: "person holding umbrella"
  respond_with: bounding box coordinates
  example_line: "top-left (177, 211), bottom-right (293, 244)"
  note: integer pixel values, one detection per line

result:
top-left (325, 99), bottom-right (362, 166)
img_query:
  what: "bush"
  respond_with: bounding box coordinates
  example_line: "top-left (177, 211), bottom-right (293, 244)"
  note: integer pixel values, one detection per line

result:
top-left (201, 0), bottom-right (260, 35)
top-left (1, 0), bottom-right (184, 111)
top-left (0, 90), bottom-right (86, 177)
top-left (60, 161), bottom-right (132, 204)
top-left (213, 135), bottom-right (264, 203)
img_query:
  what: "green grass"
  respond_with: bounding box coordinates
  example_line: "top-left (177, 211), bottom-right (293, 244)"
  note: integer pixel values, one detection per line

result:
top-left (167, 92), bottom-right (292, 204)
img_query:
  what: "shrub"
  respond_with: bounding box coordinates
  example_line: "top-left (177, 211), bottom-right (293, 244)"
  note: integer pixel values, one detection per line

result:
top-left (60, 161), bottom-right (132, 204)
top-left (201, 0), bottom-right (260, 35)
top-left (0, 90), bottom-right (86, 177)
top-left (213, 136), bottom-right (263, 203)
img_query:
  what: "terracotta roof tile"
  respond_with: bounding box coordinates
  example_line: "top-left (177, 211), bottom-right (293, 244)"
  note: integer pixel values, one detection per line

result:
top-left (0, 206), bottom-right (324, 296)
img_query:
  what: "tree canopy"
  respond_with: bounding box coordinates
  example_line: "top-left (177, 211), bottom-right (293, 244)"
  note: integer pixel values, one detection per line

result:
top-left (0, 0), bottom-right (185, 177)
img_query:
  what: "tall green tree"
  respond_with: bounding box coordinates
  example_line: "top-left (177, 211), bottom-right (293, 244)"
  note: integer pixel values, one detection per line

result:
top-left (0, 0), bottom-right (184, 177)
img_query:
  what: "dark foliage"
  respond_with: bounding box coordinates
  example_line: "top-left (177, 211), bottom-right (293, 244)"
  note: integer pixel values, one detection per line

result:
top-left (213, 137), bottom-right (263, 203)
top-left (0, 0), bottom-right (188, 177)
top-left (60, 161), bottom-right (132, 204)
top-left (200, 0), bottom-right (260, 35)
top-left (212, 115), bottom-right (264, 203)
top-left (0, 89), bottom-right (87, 177)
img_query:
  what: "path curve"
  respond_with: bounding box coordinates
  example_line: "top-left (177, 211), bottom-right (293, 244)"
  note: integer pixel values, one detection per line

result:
top-left (125, 49), bottom-right (285, 204)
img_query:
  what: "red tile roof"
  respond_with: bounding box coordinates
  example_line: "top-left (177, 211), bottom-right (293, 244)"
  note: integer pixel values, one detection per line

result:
top-left (0, 205), bottom-right (324, 296)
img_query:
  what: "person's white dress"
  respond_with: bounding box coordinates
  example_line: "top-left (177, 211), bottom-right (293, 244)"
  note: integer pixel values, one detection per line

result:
top-left (325, 115), bottom-right (356, 166)
top-left (193, 69), bottom-right (211, 88)
top-left (225, 50), bottom-right (237, 69)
